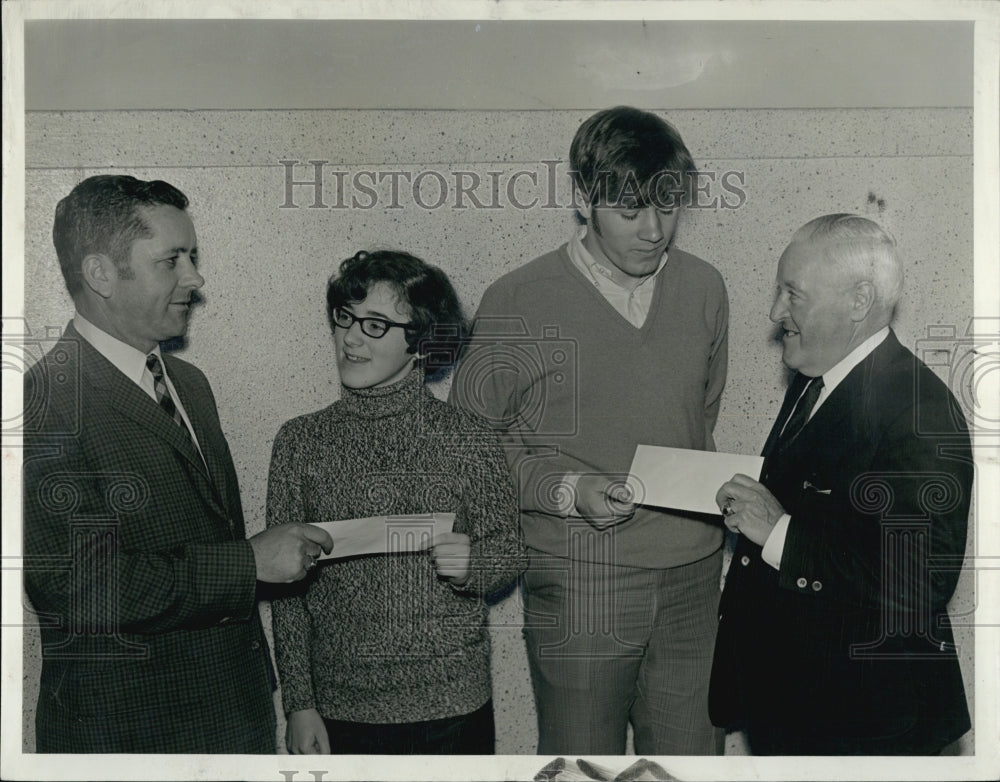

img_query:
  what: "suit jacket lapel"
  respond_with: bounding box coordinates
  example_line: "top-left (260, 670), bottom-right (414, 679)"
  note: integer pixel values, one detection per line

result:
top-left (69, 325), bottom-right (226, 517)
top-left (89, 359), bottom-right (208, 476)
top-left (788, 376), bottom-right (855, 460)
top-left (762, 372), bottom-right (809, 460)
top-left (804, 333), bottom-right (906, 444)
top-left (167, 363), bottom-right (235, 514)
top-left (763, 333), bottom-right (903, 466)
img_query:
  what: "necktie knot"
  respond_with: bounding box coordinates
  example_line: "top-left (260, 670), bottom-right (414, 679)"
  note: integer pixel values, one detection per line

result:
top-left (146, 352), bottom-right (165, 381)
top-left (146, 353), bottom-right (190, 440)
top-left (803, 375), bottom-right (824, 405)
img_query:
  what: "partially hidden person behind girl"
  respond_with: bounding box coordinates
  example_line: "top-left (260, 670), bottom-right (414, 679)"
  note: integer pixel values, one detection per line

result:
top-left (267, 249), bottom-right (527, 755)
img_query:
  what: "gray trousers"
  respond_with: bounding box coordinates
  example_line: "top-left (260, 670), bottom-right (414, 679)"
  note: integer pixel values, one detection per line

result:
top-left (522, 546), bottom-right (724, 755)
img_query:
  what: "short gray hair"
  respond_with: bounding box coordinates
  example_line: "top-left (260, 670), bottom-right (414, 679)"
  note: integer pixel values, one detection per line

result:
top-left (791, 213), bottom-right (904, 319)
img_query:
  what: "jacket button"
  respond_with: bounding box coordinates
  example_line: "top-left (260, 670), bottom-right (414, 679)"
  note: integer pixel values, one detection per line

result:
top-left (811, 580), bottom-right (822, 591)
top-left (796, 577), bottom-right (808, 589)
top-left (251, 640), bottom-right (261, 650)
top-left (740, 555), bottom-right (750, 566)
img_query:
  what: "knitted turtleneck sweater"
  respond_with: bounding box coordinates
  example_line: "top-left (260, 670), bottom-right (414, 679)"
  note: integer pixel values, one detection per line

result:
top-left (266, 369), bottom-right (526, 724)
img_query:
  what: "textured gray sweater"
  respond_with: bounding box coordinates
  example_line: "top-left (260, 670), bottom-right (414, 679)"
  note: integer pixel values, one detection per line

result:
top-left (267, 369), bottom-right (526, 723)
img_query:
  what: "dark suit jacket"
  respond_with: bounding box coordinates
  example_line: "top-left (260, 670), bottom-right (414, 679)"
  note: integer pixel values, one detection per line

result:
top-left (709, 331), bottom-right (972, 755)
top-left (23, 322), bottom-right (276, 753)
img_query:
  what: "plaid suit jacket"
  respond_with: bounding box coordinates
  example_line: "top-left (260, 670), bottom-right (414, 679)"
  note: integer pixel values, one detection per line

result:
top-left (23, 322), bottom-right (276, 753)
top-left (709, 331), bottom-right (972, 754)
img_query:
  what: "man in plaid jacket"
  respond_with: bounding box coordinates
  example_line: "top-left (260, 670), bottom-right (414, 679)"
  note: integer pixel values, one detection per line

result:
top-left (23, 175), bottom-right (332, 753)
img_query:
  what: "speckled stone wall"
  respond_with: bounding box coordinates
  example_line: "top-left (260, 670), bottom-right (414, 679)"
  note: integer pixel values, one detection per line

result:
top-left (20, 108), bottom-right (974, 755)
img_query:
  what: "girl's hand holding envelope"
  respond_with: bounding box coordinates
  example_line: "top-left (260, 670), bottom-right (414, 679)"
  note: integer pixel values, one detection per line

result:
top-left (430, 531), bottom-right (472, 586)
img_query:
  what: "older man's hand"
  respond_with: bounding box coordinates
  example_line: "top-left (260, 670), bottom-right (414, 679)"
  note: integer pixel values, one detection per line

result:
top-left (716, 473), bottom-right (786, 547)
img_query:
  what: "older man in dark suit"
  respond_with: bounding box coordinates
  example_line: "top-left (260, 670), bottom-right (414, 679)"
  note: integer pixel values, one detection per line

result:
top-left (23, 175), bottom-right (333, 753)
top-left (709, 214), bottom-right (972, 754)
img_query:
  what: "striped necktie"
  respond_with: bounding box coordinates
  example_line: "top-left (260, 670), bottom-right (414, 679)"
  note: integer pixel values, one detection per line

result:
top-left (146, 353), bottom-right (193, 442)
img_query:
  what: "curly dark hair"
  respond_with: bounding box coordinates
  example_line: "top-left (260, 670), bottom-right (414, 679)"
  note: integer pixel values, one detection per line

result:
top-left (326, 250), bottom-right (468, 380)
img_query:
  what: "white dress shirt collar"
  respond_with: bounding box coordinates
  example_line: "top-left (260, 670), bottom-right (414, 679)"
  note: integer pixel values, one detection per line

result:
top-left (568, 226), bottom-right (668, 289)
top-left (567, 227), bottom-right (668, 328)
top-left (73, 312), bottom-right (205, 460)
top-left (815, 326), bottom-right (891, 410)
top-left (73, 311), bottom-right (162, 387)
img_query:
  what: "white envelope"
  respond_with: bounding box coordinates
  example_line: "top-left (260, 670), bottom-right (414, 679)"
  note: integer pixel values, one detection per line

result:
top-left (626, 445), bottom-right (764, 516)
top-left (309, 512), bottom-right (455, 560)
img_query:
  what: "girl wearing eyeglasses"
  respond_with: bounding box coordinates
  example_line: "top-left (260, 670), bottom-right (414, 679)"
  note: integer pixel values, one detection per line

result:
top-left (266, 249), bottom-right (526, 755)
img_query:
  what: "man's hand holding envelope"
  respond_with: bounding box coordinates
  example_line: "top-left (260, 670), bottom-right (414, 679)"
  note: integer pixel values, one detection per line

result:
top-left (715, 474), bottom-right (787, 546)
top-left (626, 444), bottom-right (791, 548)
top-left (626, 445), bottom-right (766, 521)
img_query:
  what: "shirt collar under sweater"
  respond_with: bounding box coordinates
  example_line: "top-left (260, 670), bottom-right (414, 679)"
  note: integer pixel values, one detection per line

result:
top-left (340, 367), bottom-right (426, 419)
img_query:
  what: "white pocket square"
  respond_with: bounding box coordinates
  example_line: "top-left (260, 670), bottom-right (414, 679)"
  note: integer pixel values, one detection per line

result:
top-left (803, 480), bottom-right (832, 494)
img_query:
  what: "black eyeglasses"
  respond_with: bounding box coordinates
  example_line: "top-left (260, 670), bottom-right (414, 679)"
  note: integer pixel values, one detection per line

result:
top-left (332, 307), bottom-right (416, 339)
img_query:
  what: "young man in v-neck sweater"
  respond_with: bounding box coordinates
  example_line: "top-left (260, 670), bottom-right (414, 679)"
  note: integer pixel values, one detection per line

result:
top-left (451, 106), bottom-right (729, 755)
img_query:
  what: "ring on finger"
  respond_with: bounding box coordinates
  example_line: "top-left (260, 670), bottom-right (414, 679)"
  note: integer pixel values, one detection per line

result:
top-left (722, 498), bottom-right (736, 517)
